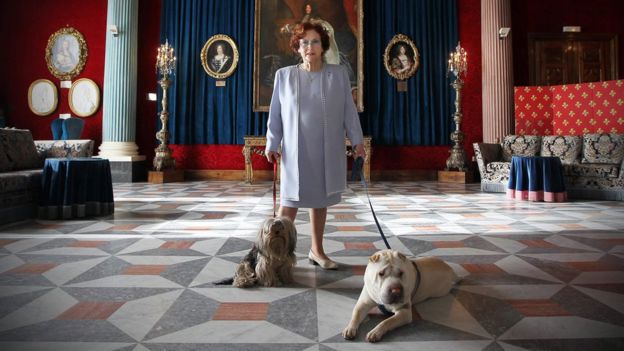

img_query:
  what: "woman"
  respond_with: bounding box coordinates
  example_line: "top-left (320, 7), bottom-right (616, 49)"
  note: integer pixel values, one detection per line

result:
top-left (301, 3), bottom-right (340, 65)
top-left (392, 44), bottom-right (413, 74)
top-left (210, 44), bottom-right (230, 73)
top-left (55, 38), bottom-right (77, 72)
top-left (265, 22), bottom-right (365, 270)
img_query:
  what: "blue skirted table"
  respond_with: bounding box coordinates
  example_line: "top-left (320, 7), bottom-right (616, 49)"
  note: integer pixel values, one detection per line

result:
top-left (507, 156), bottom-right (567, 202)
top-left (39, 158), bottom-right (114, 219)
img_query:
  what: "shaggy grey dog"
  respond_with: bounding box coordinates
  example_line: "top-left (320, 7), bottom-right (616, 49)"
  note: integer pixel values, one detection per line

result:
top-left (217, 216), bottom-right (297, 288)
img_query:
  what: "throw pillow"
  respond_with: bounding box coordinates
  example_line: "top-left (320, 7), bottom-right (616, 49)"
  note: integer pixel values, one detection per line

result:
top-left (581, 133), bottom-right (624, 164)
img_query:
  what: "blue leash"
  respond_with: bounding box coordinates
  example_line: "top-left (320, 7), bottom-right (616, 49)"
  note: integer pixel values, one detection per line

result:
top-left (352, 157), bottom-right (391, 250)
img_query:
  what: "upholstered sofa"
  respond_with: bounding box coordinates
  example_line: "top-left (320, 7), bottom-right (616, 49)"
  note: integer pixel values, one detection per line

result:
top-left (0, 128), bottom-right (94, 225)
top-left (473, 133), bottom-right (624, 201)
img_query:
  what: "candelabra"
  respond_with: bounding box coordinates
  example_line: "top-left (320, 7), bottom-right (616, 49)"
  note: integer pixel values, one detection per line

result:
top-left (153, 40), bottom-right (177, 171)
top-left (445, 42), bottom-right (468, 171)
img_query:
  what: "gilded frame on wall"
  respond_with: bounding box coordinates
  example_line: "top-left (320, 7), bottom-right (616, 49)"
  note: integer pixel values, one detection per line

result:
top-left (28, 79), bottom-right (58, 116)
top-left (253, 0), bottom-right (364, 112)
top-left (383, 34), bottom-right (420, 81)
top-left (45, 27), bottom-right (88, 80)
top-left (200, 34), bottom-right (240, 79)
top-left (69, 78), bottom-right (100, 117)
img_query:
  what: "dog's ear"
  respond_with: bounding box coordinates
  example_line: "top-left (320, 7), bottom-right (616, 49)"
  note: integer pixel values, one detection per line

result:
top-left (256, 218), bottom-right (273, 250)
top-left (396, 251), bottom-right (407, 262)
top-left (369, 253), bottom-right (380, 263)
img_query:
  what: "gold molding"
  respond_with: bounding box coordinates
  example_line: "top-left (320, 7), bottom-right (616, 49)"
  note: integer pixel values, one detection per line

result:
top-left (27, 79), bottom-right (58, 116)
top-left (68, 78), bottom-right (100, 117)
top-left (200, 34), bottom-right (239, 79)
top-left (383, 34), bottom-right (420, 81)
top-left (45, 27), bottom-right (88, 80)
top-left (242, 135), bottom-right (371, 184)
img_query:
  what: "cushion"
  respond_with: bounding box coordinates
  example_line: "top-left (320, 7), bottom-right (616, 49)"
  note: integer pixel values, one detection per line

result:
top-left (502, 135), bottom-right (541, 162)
top-left (564, 163), bottom-right (620, 179)
top-left (540, 135), bottom-right (582, 165)
top-left (0, 143), bottom-right (10, 172)
top-left (486, 161), bottom-right (511, 175)
top-left (475, 143), bottom-right (502, 164)
top-left (581, 133), bottom-right (624, 164)
top-left (35, 140), bottom-right (94, 158)
top-left (0, 128), bottom-right (41, 170)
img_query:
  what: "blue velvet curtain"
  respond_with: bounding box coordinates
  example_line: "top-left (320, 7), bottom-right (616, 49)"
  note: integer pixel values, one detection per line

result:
top-left (160, 0), bottom-right (457, 145)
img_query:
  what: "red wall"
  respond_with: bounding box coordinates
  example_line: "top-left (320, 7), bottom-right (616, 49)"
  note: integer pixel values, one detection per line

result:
top-left (0, 0), bottom-right (160, 161)
top-left (511, 0), bottom-right (624, 86)
top-left (168, 0), bottom-right (483, 171)
top-left (0, 0), bottom-right (107, 143)
top-left (3, 0), bottom-right (621, 173)
top-left (0, 0), bottom-right (479, 172)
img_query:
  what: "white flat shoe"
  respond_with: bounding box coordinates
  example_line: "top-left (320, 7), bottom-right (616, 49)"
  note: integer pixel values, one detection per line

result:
top-left (308, 250), bottom-right (338, 270)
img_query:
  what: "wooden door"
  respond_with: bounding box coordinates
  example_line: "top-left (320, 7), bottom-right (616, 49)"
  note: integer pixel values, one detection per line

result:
top-left (528, 33), bottom-right (618, 85)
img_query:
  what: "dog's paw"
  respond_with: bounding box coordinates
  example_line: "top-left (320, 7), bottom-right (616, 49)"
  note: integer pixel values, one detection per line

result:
top-left (342, 326), bottom-right (358, 340)
top-left (366, 328), bottom-right (384, 343)
top-left (262, 279), bottom-right (278, 287)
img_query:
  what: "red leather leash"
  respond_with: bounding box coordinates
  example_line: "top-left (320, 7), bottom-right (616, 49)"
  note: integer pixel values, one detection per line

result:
top-left (272, 157), bottom-right (277, 218)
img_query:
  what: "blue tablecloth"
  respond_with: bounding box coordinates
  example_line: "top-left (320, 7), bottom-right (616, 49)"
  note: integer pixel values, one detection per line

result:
top-left (39, 158), bottom-right (114, 219)
top-left (507, 156), bottom-right (567, 202)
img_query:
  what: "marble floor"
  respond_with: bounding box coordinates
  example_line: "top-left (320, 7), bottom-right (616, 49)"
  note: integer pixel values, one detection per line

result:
top-left (0, 181), bottom-right (623, 351)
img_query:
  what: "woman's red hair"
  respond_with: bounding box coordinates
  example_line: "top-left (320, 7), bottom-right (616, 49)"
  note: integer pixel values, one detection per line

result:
top-left (289, 21), bottom-right (330, 53)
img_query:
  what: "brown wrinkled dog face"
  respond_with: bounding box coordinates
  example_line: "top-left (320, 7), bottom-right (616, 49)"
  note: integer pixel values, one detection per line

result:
top-left (365, 250), bottom-right (415, 306)
top-left (257, 216), bottom-right (297, 259)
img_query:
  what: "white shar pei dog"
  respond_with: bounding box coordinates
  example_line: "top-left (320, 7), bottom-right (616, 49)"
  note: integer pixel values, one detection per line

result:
top-left (342, 249), bottom-right (459, 342)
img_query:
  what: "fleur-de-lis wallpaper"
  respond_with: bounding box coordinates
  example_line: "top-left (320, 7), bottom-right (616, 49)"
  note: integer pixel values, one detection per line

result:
top-left (514, 80), bottom-right (624, 136)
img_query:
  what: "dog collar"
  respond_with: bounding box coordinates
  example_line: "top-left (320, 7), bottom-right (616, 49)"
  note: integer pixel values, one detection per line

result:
top-left (411, 260), bottom-right (422, 299)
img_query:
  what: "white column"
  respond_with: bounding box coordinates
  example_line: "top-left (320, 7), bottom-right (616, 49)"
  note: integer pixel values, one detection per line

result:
top-left (99, 0), bottom-right (144, 160)
top-left (481, 0), bottom-right (514, 143)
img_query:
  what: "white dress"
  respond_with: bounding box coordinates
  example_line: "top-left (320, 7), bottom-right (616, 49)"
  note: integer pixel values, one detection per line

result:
top-left (282, 66), bottom-right (341, 208)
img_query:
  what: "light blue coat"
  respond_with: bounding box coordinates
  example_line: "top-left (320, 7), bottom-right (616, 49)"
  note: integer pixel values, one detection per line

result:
top-left (266, 64), bottom-right (364, 202)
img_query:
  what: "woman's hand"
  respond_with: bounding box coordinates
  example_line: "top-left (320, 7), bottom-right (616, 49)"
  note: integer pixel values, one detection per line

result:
top-left (353, 144), bottom-right (366, 160)
top-left (266, 150), bottom-right (280, 163)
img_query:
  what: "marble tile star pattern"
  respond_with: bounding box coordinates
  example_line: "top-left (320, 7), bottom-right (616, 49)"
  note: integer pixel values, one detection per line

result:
top-left (0, 181), bottom-right (623, 350)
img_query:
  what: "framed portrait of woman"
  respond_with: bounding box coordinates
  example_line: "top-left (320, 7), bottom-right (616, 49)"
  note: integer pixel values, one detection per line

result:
top-left (384, 34), bottom-right (420, 81)
top-left (69, 78), bottom-right (100, 117)
top-left (253, 0), bottom-right (364, 112)
top-left (28, 79), bottom-right (58, 116)
top-left (200, 34), bottom-right (239, 80)
top-left (45, 27), bottom-right (88, 80)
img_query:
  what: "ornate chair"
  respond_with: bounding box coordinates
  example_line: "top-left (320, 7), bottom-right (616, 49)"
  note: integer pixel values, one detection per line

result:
top-left (61, 117), bottom-right (85, 140)
top-left (51, 118), bottom-right (64, 140)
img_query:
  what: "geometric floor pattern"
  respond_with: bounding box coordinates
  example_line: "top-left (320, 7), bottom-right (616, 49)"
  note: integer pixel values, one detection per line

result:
top-left (0, 181), bottom-right (623, 351)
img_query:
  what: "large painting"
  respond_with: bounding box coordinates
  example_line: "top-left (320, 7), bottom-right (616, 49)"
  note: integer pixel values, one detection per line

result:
top-left (253, 0), bottom-right (363, 112)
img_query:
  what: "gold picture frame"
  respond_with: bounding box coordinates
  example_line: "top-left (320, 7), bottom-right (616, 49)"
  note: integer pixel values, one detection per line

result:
top-left (253, 0), bottom-right (364, 112)
top-left (200, 34), bottom-right (239, 79)
top-left (28, 79), bottom-right (58, 116)
top-left (68, 78), bottom-right (100, 117)
top-left (384, 34), bottom-right (420, 81)
top-left (45, 27), bottom-right (88, 80)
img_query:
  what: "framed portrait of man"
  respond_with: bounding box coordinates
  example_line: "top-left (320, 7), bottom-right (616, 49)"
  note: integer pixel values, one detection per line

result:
top-left (200, 34), bottom-right (239, 80)
top-left (253, 0), bottom-right (364, 112)
top-left (383, 34), bottom-right (420, 81)
top-left (45, 27), bottom-right (88, 80)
